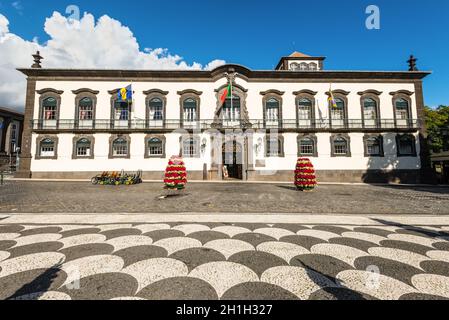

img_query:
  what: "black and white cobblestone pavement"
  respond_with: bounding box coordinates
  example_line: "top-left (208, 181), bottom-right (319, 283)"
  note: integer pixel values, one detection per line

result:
top-left (0, 214), bottom-right (449, 300)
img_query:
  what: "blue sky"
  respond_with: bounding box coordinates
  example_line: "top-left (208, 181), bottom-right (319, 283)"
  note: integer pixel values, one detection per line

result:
top-left (1, 0), bottom-right (448, 107)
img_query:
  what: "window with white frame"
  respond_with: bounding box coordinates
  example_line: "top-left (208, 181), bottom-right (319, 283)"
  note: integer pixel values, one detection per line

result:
top-left (183, 138), bottom-right (198, 157)
top-left (309, 63), bottom-right (318, 71)
top-left (149, 98), bottom-right (164, 121)
top-left (363, 98), bottom-right (378, 121)
top-left (365, 136), bottom-right (382, 156)
top-left (148, 138), bottom-right (163, 156)
top-left (333, 137), bottom-right (349, 156)
top-left (298, 98), bottom-right (312, 120)
top-left (331, 98), bottom-right (345, 120)
top-left (265, 98), bottom-right (280, 122)
top-left (40, 138), bottom-right (55, 157)
top-left (223, 95), bottom-right (241, 122)
top-left (42, 97), bottom-right (57, 120)
top-left (183, 98), bottom-right (197, 122)
top-left (266, 137), bottom-right (282, 157)
top-left (114, 101), bottom-right (129, 120)
top-left (79, 97), bottom-right (94, 120)
top-left (76, 138), bottom-right (91, 157)
top-left (395, 98), bottom-right (410, 120)
top-left (299, 137), bottom-right (315, 156)
top-left (112, 138), bottom-right (128, 156)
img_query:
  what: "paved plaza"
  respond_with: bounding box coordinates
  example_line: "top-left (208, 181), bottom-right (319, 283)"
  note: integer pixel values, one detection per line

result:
top-left (0, 214), bottom-right (449, 300)
top-left (1, 181), bottom-right (449, 300)
top-left (1, 181), bottom-right (449, 214)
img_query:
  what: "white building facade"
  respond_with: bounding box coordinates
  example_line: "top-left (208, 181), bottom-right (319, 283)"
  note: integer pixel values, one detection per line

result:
top-left (16, 52), bottom-right (431, 183)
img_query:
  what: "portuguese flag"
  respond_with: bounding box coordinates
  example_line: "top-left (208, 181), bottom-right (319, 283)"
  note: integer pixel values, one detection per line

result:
top-left (220, 83), bottom-right (232, 105)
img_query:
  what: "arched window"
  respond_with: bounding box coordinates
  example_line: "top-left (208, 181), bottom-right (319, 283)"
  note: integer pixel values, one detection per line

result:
top-left (394, 98), bottom-right (411, 126)
top-left (183, 98), bottom-right (198, 122)
top-left (332, 136), bottom-right (350, 157)
top-left (299, 63), bottom-right (309, 71)
top-left (78, 97), bottom-right (93, 120)
top-left (112, 138), bottom-right (128, 156)
top-left (363, 98), bottom-right (378, 121)
top-left (148, 98), bottom-right (164, 121)
top-left (299, 137), bottom-right (315, 156)
top-left (265, 98), bottom-right (280, 122)
top-left (397, 134), bottom-right (416, 156)
top-left (364, 136), bottom-right (383, 157)
top-left (40, 138), bottom-right (55, 157)
top-left (331, 98), bottom-right (345, 120)
top-left (223, 95), bottom-right (241, 122)
top-left (114, 100), bottom-right (129, 121)
top-left (266, 137), bottom-right (283, 157)
top-left (148, 137), bottom-right (163, 156)
top-left (183, 138), bottom-right (199, 157)
top-left (309, 63), bottom-right (318, 71)
top-left (42, 97), bottom-right (57, 120)
top-left (290, 62), bottom-right (300, 71)
top-left (75, 138), bottom-right (91, 157)
top-left (298, 98), bottom-right (313, 121)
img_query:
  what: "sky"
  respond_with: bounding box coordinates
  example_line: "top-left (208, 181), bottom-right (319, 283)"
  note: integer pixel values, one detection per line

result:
top-left (0, 0), bottom-right (448, 112)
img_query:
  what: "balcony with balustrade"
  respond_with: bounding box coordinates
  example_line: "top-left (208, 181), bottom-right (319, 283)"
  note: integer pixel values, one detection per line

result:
top-left (31, 118), bottom-right (421, 133)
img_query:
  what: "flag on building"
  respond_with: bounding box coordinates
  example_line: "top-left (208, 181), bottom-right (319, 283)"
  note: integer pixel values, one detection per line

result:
top-left (220, 83), bottom-right (232, 105)
top-left (328, 85), bottom-right (338, 108)
top-left (117, 85), bottom-right (133, 103)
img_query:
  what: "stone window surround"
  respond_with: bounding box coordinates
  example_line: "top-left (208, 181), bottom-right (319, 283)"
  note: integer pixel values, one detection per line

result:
top-left (178, 89), bottom-right (202, 125)
top-left (213, 83), bottom-right (251, 126)
top-left (260, 90), bottom-right (285, 126)
top-left (144, 89), bottom-right (168, 126)
top-left (396, 133), bottom-right (417, 157)
top-left (363, 134), bottom-right (384, 157)
top-left (330, 133), bottom-right (351, 157)
top-left (72, 89), bottom-right (99, 123)
top-left (358, 90), bottom-right (382, 127)
top-left (35, 134), bottom-right (59, 160)
top-left (179, 134), bottom-right (201, 158)
top-left (264, 133), bottom-right (285, 158)
top-left (390, 90), bottom-right (414, 126)
top-left (293, 90), bottom-right (317, 127)
top-left (145, 134), bottom-right (166, 159)
top-left (37, 88), bottom-right (63, 122)
top-left (326, 90), bottom-right (350, 126)
top-left (72, 134), bottom-right (95, 160)
top-left (108, 134), bottom-right (131, 159)
top-left (297, 133), bottom-right (318, 157)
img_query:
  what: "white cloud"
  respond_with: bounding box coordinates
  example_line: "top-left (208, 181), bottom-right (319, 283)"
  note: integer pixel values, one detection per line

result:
top-left (0, 11), bottom-right (226, 111)
top-left (12, 1), bottom-right (23, 11)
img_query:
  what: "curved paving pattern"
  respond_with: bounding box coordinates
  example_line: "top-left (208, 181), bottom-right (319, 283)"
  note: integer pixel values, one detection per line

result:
top-left (0, 222), bottom-right (448, 300)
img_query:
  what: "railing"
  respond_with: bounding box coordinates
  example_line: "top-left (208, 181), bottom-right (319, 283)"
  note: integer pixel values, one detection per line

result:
top-left (31, 119), bottom-right (421, 131)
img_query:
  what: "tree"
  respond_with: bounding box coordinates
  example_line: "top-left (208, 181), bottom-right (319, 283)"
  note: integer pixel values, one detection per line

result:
top-left (295, 158), bottom-right (317, 191)
top-left (164, 156), bottom-right (187, 190)
top-left (425, 105), bottom-right (449, 153)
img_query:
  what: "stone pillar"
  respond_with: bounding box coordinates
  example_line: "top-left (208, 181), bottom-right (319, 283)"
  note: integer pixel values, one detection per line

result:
top-left (16, 77), bottom-right (36, 178)
top-left (414, 80), bottom-right (436, 184)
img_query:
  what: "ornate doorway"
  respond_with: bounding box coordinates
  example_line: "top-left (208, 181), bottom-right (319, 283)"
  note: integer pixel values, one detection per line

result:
top-left (222, 140), bottom-right (243, 180)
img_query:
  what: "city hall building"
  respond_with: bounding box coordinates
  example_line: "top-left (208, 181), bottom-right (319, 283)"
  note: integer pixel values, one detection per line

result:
top-left (16, 51), bottom-right (431, 183)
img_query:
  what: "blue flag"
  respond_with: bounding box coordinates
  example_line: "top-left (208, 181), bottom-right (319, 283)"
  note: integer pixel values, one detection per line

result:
top-left (117, 85), bottom-right (132, 102)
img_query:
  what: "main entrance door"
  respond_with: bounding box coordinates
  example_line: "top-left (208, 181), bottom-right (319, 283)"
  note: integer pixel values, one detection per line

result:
top-left (222, 141), bottom-right (243, 180)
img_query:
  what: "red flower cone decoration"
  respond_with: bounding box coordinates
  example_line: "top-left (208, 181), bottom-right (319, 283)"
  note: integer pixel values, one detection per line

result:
top-left (164, 156), bottom-right (187, 190)
top-left (294, 158), bottom-right (317, 191)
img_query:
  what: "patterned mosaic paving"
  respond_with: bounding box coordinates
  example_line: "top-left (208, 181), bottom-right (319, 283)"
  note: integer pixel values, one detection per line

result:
top-left (1, 222), bottom-right (449, 300)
